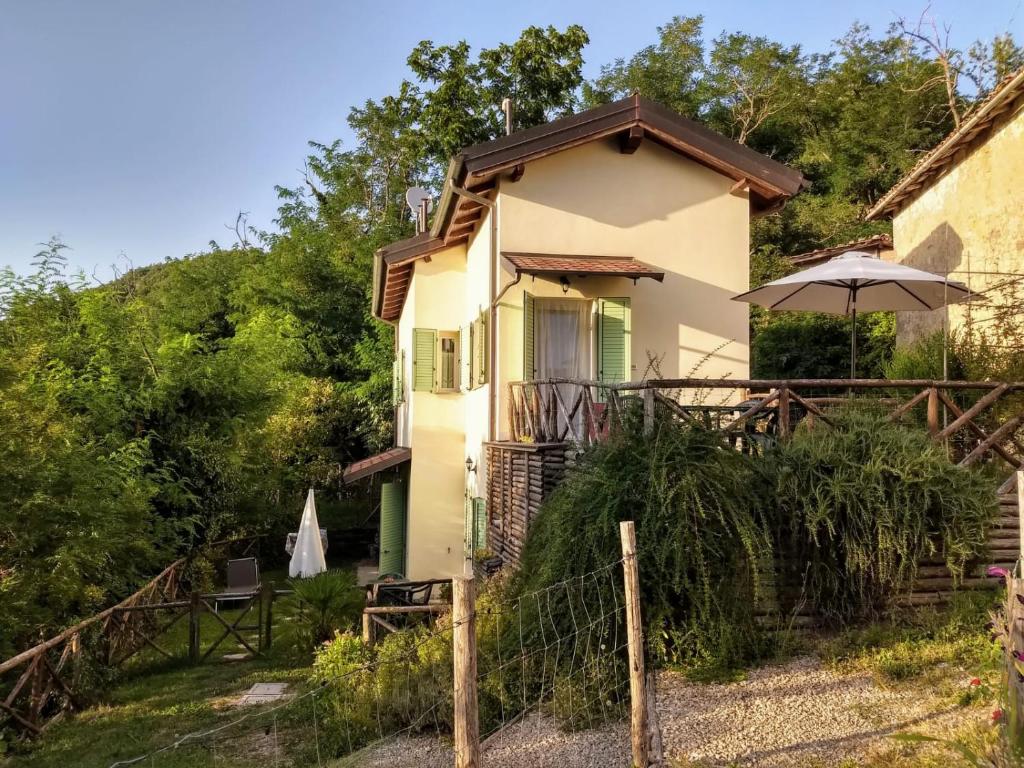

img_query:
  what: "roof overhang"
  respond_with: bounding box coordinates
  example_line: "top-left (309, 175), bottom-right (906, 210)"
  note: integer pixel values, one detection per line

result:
top-left (788, 234), bottom-right (894, 268)
top-left (502, 252), bottom-right (665, 282)
top-left (373, 94), bottom-right (809, 322)
top-left (343, 447), bottom-right (411, 485)
top-left (867, 66), bottom-right (1024, 220)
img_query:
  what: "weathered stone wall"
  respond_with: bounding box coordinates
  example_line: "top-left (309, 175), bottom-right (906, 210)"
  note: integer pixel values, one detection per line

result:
top-left (892, 98), bottom-right (1024, 346)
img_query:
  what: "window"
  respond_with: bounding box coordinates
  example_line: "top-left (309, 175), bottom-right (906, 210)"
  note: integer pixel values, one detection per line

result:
top-left (411, 328), bottom-right (460, 394)
top-left (437, 331), bottom-right (459, 393)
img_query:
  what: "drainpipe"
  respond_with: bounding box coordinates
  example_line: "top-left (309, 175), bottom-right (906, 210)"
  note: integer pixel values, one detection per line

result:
top-left (449, 184), bottom-right (499, 443)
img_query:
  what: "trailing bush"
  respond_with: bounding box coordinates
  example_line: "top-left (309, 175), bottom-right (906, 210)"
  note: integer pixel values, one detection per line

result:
top-left (509, 411), bottom-right (773, 674)
top-left (287, 569), bottom-right (364, 649)
top-left (768, 408), bottom-right (996, 622)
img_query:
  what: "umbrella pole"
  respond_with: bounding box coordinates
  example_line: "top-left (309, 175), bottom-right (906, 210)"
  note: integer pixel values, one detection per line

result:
top-left (850, 297), bottom-right (857, 379)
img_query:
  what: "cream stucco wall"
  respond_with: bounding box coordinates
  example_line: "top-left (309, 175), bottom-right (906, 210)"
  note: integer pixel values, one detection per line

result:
top-left (396, 245), bottom-right (469, 579)
top-left (394, 137), bottom-right (757, 579)
top-left (891, 103), bottom-right (1024, 344)
top-left (494, 138), bottom-right (750, 439)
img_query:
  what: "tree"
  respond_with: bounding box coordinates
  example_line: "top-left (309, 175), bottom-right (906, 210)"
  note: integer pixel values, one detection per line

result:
top-left (584, 16), bottom-right (706, 117)
top-left (703, 32), bottom-right (809, 148)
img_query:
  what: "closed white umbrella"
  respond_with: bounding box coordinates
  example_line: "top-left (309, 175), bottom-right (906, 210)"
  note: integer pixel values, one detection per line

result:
top-left (288, 488), bottom-right (327, 578)
top-left (733, 251), bottom-right (971, 376)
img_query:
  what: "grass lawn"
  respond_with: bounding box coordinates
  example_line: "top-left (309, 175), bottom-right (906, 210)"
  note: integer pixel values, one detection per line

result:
top-left (0, 569), bottom-right (340, 768)
top-left (1, 582), bottom-right (1009, 768)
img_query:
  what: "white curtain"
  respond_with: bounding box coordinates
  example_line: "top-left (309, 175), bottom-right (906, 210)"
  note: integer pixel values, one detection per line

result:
top-left (536, 299), bottom-right (590, 439)
top-left (536, 299), bottom-right (589, 379)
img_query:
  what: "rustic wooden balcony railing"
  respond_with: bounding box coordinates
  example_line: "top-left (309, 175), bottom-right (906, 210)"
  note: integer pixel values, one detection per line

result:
top-left (506, 378), bottom-right (1024, 491)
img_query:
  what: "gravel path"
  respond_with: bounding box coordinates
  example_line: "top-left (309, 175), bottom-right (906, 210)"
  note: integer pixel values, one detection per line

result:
top-left (657, 656), bottom-right (977, 767)
top-left (337, 656), bottom-right (983, 767)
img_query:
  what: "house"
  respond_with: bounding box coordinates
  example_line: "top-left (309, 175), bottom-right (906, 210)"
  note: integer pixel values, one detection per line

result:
top-left (788, 234), bottom-right (893, 268)
top-left (866, 66), bottom-right (1024, 344)
top-left (343, 95), bottom-right (806, 580)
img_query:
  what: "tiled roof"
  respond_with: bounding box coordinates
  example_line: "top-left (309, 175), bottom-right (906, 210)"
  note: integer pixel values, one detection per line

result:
top-left (503, 253), bottom-right (665, 281)
top-left (373, 93), bottom-right (808, 322)
top-left (788, 234), bottom-right (893, 267)
top-left (867, 66), bottom-right (1024, 219)
top-left (342, 447), bottom-right (411, 485)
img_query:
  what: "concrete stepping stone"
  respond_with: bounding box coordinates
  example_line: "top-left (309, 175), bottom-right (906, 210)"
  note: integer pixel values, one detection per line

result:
top-left (235, 682), bottom-right (290, 707)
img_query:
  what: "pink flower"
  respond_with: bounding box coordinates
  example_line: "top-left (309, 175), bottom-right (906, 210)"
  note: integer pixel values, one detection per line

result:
top-left (988, 566), bottom-right (1010, 581)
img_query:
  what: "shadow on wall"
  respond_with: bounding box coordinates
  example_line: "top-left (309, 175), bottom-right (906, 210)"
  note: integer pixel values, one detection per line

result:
top-left (895, 222), bottom-right (964, 345)
top-left (510, 139), bottom-right (727, 230)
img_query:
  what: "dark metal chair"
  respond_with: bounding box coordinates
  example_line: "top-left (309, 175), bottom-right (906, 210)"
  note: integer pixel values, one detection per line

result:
top-left (213, 557), bottom-right (261, 612)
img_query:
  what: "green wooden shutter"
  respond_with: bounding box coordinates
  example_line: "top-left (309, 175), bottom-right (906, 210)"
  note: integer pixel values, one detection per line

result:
top-left (412, 329), bottom-right (436, 392)
top-left (476, 311), bottom-right (488, 385)
top-left (379, 480), bottom-right (406, 577)
top-left (597, 298), bottom-right (630, 385)
top-left (473, 497), bottom-right (487, 551)
top-left (460, 325), bottom-right (470, 390)
top-left (523, 292), bottom-right (535, 380)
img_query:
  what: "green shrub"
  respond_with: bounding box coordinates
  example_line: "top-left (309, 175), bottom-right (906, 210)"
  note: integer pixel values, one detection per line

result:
top-left (312, 621), bottom-right (454, 758)
top-left (752, 311), bottom-right (895, 379)
top-left (884, 331), bottom-right (963, 381)
top-left (287, 569), bottom-right (363, 648)
top-left (768, 409), bottom-right (996, 622)
top-left (509, 411), bottom-right (773, 674)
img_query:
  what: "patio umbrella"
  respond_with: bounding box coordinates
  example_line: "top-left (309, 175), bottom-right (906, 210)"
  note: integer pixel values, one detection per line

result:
top-left (733, 250), bottom-right (971, 377)
top-left (288, 488), bottom-right (327, 578)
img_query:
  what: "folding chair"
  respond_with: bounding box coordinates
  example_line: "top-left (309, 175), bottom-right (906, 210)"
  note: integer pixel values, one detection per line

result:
top-left (213, 557), bottom-right (261, 612)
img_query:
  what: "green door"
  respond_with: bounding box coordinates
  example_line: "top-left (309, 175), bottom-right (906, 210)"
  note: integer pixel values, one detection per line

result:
top-left (379, 479), bottom-right (406, 577)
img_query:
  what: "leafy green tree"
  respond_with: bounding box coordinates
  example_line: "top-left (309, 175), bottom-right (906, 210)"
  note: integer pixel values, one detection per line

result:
top-left (585, 16), bottom-right (706, 117)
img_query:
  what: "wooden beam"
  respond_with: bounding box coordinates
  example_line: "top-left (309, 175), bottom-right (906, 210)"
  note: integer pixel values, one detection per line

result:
top-left (937, 383), bottom-right (1010, 440)
top-left (620, 521), bottom-right (650, 768)
top-left (620, 125), bottom-right (644, 154)
top-left (452, 577), bottom-right (479, 768)
top-left (729, 177), bottom-right (751, 195)
top-left (961, 414), bottom-right (1024, 466)
top-left (362, 604), bottom-right (449, 615)
top-left (0, 699), bottom-right (41, 735)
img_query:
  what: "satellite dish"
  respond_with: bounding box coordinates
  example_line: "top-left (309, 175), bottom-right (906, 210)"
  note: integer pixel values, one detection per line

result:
top-left (405, 186), bottom-right (433, 214)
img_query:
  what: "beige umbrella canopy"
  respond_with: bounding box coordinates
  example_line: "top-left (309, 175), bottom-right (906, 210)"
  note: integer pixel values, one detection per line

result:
top-left (733, 251), bottom-right (971, 377)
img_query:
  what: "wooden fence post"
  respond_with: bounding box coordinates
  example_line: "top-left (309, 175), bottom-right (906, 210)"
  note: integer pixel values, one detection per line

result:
top-left (362, 611), bottom-right (374, 647)
top-left (927, 387), bottom-right (940, 436)
top-left (261, 585), bottom-right (274, 651)
top-left (778, 386), bottom-right (790, 438)
top-left (188, 591), bottom-right (200, 664)
top-left (643, 388), bottom-right (655, 434)
top-left (621, 521), bottom-right (661, 768)
top-left (1018, 470), bottom-right (1024, 562)
top-left (452, 576), bottom-right (479, 768)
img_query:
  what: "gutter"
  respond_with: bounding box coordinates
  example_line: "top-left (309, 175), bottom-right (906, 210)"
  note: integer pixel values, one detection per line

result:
top-left (449, 181), bottom-right (499, 443)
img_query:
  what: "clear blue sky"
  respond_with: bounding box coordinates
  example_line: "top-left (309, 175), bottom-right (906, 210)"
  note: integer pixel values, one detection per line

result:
top-left (2, 0), bottom-right (1021, 279)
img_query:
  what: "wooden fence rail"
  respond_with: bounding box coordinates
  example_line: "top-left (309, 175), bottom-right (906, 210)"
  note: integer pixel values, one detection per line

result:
top-left (0, 537), bottom-right (270, 738)
top-left (507, 378), bottom-right (1024, 490)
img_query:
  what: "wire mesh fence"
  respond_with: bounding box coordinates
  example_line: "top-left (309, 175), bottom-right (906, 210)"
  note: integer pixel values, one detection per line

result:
top-left (106, 543), bottom-right (644, 768)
